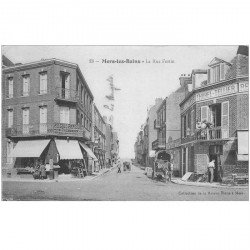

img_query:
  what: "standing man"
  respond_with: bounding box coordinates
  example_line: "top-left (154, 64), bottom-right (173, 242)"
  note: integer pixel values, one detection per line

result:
top-left (117, 160), bottom-right (122, 173)
top-left (208, 159), bottom-right (215, 183)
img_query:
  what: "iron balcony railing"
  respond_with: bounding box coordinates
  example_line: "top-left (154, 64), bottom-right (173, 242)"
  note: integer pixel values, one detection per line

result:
top-left (195, 127), bottom-right (225, 140)
top-left (6, 123), bottom-right (87, 138)
top-left (154, 119), bottom-right (161, 129)
top-left (55, 87), bottom-right (78, 102)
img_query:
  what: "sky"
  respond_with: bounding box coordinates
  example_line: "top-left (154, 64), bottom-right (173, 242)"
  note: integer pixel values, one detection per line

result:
top-left (2, 45), bottom-right (238, 158)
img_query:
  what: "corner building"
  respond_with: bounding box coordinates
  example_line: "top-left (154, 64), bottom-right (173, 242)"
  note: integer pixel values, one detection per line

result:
top-left (2, 58), bottom-right (96, 176)
top-left (180, 48), bottom-right (248, 179)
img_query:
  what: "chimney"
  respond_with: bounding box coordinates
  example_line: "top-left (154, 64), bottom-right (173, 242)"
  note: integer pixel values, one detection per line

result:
top-left (155, 98), bottom-right (163, 106)
top-left (179, 74), bottom-right (191, 87)
top-left (237, 46), bottom-right (248, 56)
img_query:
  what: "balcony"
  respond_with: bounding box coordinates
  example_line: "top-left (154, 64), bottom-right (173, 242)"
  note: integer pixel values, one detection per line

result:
top-left (6, 123), bottom-right (87, 138)
top-left (55, 87), bottom-right (78, 103)
top-left (152, 138), bottom-right (166, 150)
top-left (154, 120), bottom-right (161, 129)
top-left (195, 127), bottom-right (229, 141)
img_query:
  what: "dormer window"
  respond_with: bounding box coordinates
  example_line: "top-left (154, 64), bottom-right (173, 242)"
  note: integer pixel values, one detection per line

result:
top-left (207, 57), bottom-right (231, 84)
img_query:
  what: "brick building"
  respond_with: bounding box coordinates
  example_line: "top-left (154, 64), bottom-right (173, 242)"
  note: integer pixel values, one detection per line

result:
top-left (2, 58), bottom-right (97, 176)
top-left (180, 47), bottom-right (248, 180)
top-left (92, 104), bottom-right (106, 171)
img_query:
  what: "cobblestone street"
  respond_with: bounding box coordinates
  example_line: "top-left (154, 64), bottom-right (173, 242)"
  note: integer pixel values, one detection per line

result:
top-left (2, 165), bottom-right (248, 201)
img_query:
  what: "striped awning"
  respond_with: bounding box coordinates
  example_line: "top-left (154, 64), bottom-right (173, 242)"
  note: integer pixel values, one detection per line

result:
top-left (55, 139), bottom-right (83, 160)
top-left (11, 140), bottom-right (50, 158)
top-left (79, 142), bottom-right (98, 161)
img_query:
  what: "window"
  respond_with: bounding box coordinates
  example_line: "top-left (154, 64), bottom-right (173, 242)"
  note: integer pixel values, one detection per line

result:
top-left (22, 108), bottom-right (30, 134)
top-left (60, 72), bottom-right (70, 99)
top-left (81, 114), bottom-right (83, 125)
top-left (6, 141), bottom-right (13, 164)
top-left (7, 109), bottom-right (13, 128)
top-left (22, 75), bottom-right (30, 96)
top-left (209, 104), bottom-right (221, 127)
top-left (183, 115), bottom-right (187, 137)
top-left (191, 110), bottom-right (195, 134)
top-left (221, 101), bottom-right (229, 138)
top-left (39, 106), bottom-right (47, 133)
top-left (201, 106), bottom-right (209, 122)
top-left (39, 72), bottom-right (47, 94)
top-left (7, 77), bottom-right (13, 98)
top-left (59, 107), bottom-right (70, 124)
top-left (81, 86), bottom-right (84, 103)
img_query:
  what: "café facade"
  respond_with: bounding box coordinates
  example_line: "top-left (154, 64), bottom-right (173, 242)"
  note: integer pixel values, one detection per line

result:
top-left (180, 52), bottom-right (248, 180)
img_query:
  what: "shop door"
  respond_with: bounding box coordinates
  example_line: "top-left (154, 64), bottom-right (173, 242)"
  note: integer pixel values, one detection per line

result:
top-left (209, 145), bottom-right (223, 182)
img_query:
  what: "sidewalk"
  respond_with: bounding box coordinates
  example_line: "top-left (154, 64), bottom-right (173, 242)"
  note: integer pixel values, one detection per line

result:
top-left (171, 178), bottom-right (249, 189)
top-left (2, 165), bottom-right (117, 183)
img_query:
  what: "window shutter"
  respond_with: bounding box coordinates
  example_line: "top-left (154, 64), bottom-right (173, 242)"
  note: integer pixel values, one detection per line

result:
top-left (201, 106), bottom-right (208, 122)
top-left (191, 110), bottom-right (194, 134)
top-left (221, 101), bottom-right (229, 138)
top-left (40, 107), bottom-right (47, 123)
top-left (9, 79), bottom-right (13, 97)
top-left (23, 109), bottom-right (29, 124)
top-left (8, 110), bottom-right (13, 128)
top-left (220, 63), bottom-right (225, 81)
top-left (65, 107), bottom-right (70, 124)
top-left (60, 107), bottom-right (65, 123)
top-left (207, 69), bottom-right (210, 84)
top-left (65, 74), bottom-right (70, 89)
top-left (40, 73), bottom-right (47, 93)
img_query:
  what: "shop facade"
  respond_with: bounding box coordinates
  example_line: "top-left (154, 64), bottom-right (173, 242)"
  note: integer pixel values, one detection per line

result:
top-left (180, 54), bottom-right (249, 179)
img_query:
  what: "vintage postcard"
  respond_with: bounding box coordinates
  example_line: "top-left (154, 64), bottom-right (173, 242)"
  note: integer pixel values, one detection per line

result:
top-left (1, 45), bottom-right (249, 201)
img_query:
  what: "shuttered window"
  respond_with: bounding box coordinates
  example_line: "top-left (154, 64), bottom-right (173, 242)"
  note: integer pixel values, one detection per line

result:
top-left (40, 106), bottom-right (47, 124)
top-left (7, 141), bottom-right (13, 164)
top-left (22, 108), bottom-right (29, 124)
top-left (191, 110), bottom-right (195, 134)
top-left (7, 78), bottom-right (13, 98)
top-left (22, 108), bottom-right (29, 134)
top-left (221, 101), bottom-right (229, 138)
top-left (22, 75), bottom-right (30, 96)
top-left (220, 63), bottom-right (225, 80)
top-left (39, 72), bottom-right (47, 94)
top-left (201, 106), bottom-right (208, 122)
top-left (8, 109), bottom-right (13, 128)
top-left (60, 107), bottom-right (70, 124)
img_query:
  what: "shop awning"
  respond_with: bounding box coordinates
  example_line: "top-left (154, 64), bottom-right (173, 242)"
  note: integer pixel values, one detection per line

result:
top-left (79, 142), bottom-right (98, 161)
top-left (149, 150), bottom-right (156, 157)
top-left (11, 140), bottom-right (50, 158)
top-left (55, 139), bottom-right (83, 160)
top-left (237, 131), bottom-right (249, 161)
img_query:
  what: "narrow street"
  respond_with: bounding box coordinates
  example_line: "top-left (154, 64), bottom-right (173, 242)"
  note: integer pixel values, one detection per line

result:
top-left (2, 165), bottom-right (248, 201)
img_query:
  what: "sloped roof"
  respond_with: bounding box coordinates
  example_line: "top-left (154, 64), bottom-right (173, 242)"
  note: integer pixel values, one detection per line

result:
top-left (208, 57), bottom-right (231, 67)
top-left (225, 54), bottom-right (248, 79)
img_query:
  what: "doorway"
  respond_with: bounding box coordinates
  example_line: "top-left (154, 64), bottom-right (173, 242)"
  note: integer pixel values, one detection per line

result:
top-left (209, 145), bottom-right (223, 182)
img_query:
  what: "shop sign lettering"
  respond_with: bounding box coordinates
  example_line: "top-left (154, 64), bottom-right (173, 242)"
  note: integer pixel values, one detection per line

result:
top-left (196, 84), bottom-right (238, 102)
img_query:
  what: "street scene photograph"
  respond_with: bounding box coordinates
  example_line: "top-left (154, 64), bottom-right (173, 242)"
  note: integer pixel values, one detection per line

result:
top-left (1, 45), bottom-right (249, 201)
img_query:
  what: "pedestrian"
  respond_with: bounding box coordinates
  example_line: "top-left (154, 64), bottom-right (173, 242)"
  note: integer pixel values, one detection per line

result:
top-left (117, 160), bottom-right (122, 173)
top-left (208, 159), bottom-right (215, 183)
top-left (165, 161), bottom-right (172, 182)
top-left (40, 163), bottom-right (46, 180)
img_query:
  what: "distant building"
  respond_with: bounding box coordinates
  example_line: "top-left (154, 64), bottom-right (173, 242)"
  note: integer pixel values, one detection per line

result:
top-left (153, 76), bottom-right (191, 176)
top-left (146, 98), bottom-right (163, 167)
top-left (92, 104), bottom-right (106, 171)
